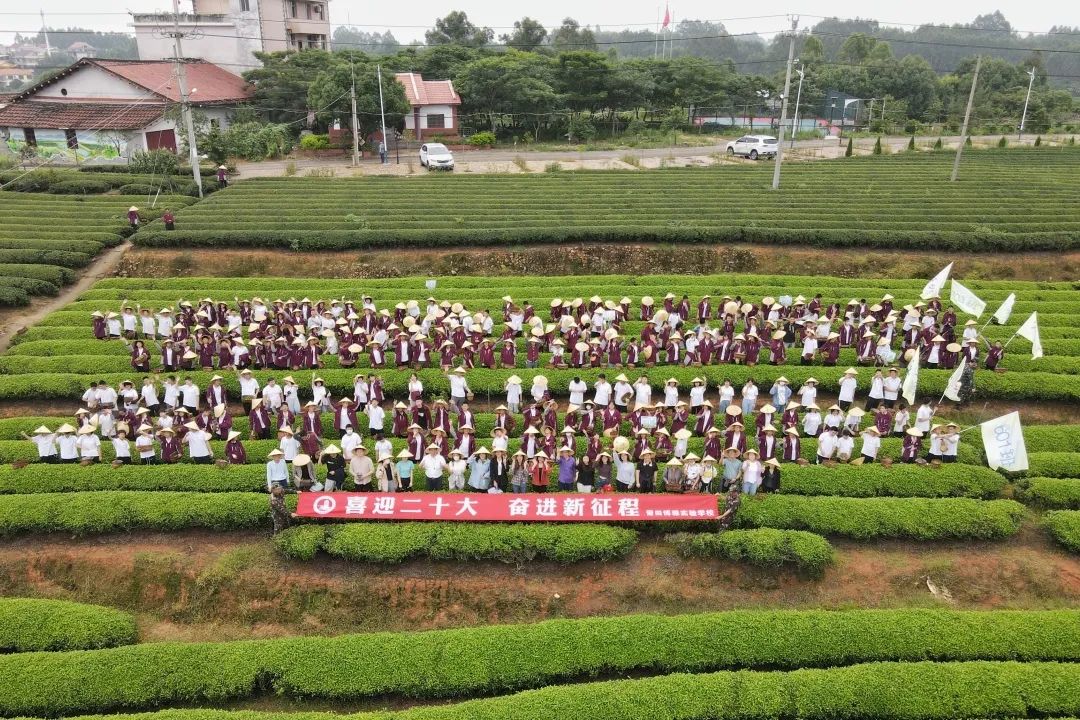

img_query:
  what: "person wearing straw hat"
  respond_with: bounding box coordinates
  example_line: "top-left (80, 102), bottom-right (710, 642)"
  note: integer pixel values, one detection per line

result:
top-left (528, 450), bottom-right (551, 492)
top-left (412, 442), bottom-right (443, 491)
top-left (636, 448), bottom-right (658, 493)
top-left (344, 444), bottom-right (372, 490)
top-left (504, 375), bottom-right (523, 414)
top-left (901, 427), bottom-right (924, 463)
top-left (223, 430), bottom-right (246, 465)
top-left (134, 424), bottom-right (157, 465)
top-left (741, 449), bottom-right (763, 495)
top-left (858, 426), bottom-right (882, 463)
top-left (782, 427), bottom-right (801, 463)
top-left (318, 444), bottom-right (344, 491)
top-left (662, 457), bottom-right (685, 493)
top-left (370, 450), bottom-right (395, 492)
top-left (22, 426), bottom-right (58, 463)
top-left (127, 206), bottom-right (140, 228)
top-left (182, 421), bottom-right (213, 464)
top-left (442, 449), bottom-right (466, 491)
top-left (73, 424), bottom-right (100, 464)
top-left (265, 449), bottom-right (289, 492)
top-left (216, 164), bottom-right (229, 187)
top-left (720, 447), bottom-right (743, 492)
top-left (507, 450), bottom-right (529, 494)
top-left (465, 447), bottom-right (491, 492)
top-left (158, 426), bottom-right (182, 463)
top-left (816, 426), bottom-right (838, 464)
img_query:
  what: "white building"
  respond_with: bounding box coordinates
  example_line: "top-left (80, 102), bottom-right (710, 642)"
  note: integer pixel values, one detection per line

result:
top-left (395, 72), bottom-right (462, 140)
top-left (0, 58), bottom-right (252, 160)
top-left (132, 0), bottom-right (331, 75)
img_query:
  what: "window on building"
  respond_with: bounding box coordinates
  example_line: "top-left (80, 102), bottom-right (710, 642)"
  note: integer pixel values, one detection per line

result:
top-left (312, 3), bottom-right (323, 16)
top-left (64, 128), bottom-right (78, 150)
top-left (240, 0), bottom-right (249, 10)
top-left (290, 1), bottom-right (297, 17)
top-left (427, 114), bottom-right (445, 129)
top-left (22, 128), bottom-right (36, 146)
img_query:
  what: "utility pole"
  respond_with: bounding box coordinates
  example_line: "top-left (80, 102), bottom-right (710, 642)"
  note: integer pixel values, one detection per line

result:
top-left (40, 10), bottom-right (51, 56)
top-left (789, 63), bottom-right (804, 149)
top-left (1018, 66), bottom-right (1036, 139)
top-left (951, 55), bottom-right (980, 183)
top-left (771, 15), bottom-right (798, 191)
top-left (169, 0), bottom-right (203, 197)
top-left (376, 64), bottom-right (388, 164)
top-left (349, 63), bottom-right (360, 166)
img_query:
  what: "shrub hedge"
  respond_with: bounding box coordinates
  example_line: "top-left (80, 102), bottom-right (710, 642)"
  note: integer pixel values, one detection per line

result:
top-left (1021, 478), bottom-right (1080, 509)
top-left (1044, 510), bottom-right (1080, 553)
top-left (1019, 452), bottom-right (1080, 478)
top-left (287, 522), bottom-right (639, 564)
top-left (0, 598), bottom-right (137, 653)
top-left (735, 496), bottom-right (1024, 540)
top-left (666, 529), bottom-right (835, 574)
top-left (0, 608), bottom-right (1076, 716)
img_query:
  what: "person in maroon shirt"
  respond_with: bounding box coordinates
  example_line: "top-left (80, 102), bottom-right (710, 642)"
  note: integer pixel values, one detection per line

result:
top-left (225, 431), bottom-right (246, 464)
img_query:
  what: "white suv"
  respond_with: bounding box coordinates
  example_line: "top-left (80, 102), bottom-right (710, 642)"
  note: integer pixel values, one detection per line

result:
top-left (419, 143), bottom-right (455, 170)
top-left (725, 135), bottom-right (778, 160)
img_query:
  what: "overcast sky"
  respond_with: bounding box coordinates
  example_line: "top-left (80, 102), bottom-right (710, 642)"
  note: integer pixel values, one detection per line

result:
top-left (2, 0), bottom-right (1077, 45)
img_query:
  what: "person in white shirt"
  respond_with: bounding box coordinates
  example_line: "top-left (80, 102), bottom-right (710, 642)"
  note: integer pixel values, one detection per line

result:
top-left (135, 426), bottom-right (157, 465)
top-left (419, 445), bottom-right (448, 491)
top-left (941, 423), bottom-right (960, 463)
top-left (140, 378), bottom-right (161, 415)
top-left (162, 376), bottom-right (180, 410)
top-left (740, 450), bottom-right (763, 495)
top-left (106, 312), bottom-right (122, 338)
top-left (797, 379), bottom-right (818, 408)
top-left (96, 408), bottom-right (117, 439)
top-left (238, 369), bottom-right (260, 412)
top-left (662, 379), bottom-right (680, 408)
top-left (111, 430), bottom-right (133, 465)
top-left (447, 368), bottom-right (470, 412)
top-left (97, 384), bottom-right (118, 409)
top-left (867, 370), bottom-right (885, 408)
top-left (860, 427), bottom-right (882, 462)
top-left (568, 377), bottom-right (587, 407)
top-left (183, 424), bottom-right (213, 464)
top-left (447, 450), bottom-right (468, 490)
top-left (823, 406), bottom-right (844, 432)
top-left (22, 426), bottom-right (58, 463)
top-left (340, 427), bottom-right (361, 460)
top-left (717, 381), bottom-right (735, 413)
top-left (892, 405), bottom-right (910, 437)
top-left (367, 400), bottom-right (386, 433)
top-left (156, 309), bottom-right (173, 338)
top-left (352, 375), bottom-right (369, 406)
top-left (56, 425), bottom-right (79, 463)
top-left (121, 307), bottom-right (137, 337)
top-left (284, 378), bottom-right (301, 415)
top-left (835, 431), bottom-right (855, 462)
top-left (915, 402), bottom-right (934, 433)
top-left (82, 383), bottom-right (100, 410)
top-left (689, 379), bottom-right (706, 411)
top-left (593, 376), bottom-right (612, 408)
top-left (262, 379), bottom-right (283, 411)
top-left (882, 369), bottom-right (902, 408)
top-left (613, 376), bottom-right (633, 410)
top-left (633, 377), bottom-right (652, 410)
top-left (740, 381), bottom-right (758, 416)
top-left (278, 428), bottom-right (301, 462)
top-left (838, 369), bottom-right (858, 410)
top-left (266, 449), bottom-right (289, 491)
top-left (802, 405), bottom-right (822, 437)
top-left (815, 428), bottom-right (838, 464)
top-left (531, 376), bottom-right (548, 404)
top-left (505, 376), bottom-right (523, 414)
top-left (312, 379), bottom-right (330, 413)
top-left (76, 426), bottom-right (102, 462)
top-left (491, 427), bottom-right (509, 454)
top-left (180, 378), bottom-right (200, 414)
top-left (374, 435), bottom-right (393, 462)
top-left (138, 309), bottom-right (156, 339)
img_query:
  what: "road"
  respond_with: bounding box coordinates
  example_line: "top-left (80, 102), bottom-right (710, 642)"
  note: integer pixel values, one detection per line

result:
top-left (232, 134), bottom-right (1063, 178)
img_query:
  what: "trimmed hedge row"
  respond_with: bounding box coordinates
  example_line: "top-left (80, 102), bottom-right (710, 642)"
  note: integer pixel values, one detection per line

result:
top-left (1044, 510), bottom-right (1080, 553)
top-left (1021, 478), bottom-right (1080, 509)
top-left (277, 522), bottom-right (638, 564)
top-left (0, 608), bottom-right (1077, 716)
top-left (1019, 452), bottom-right (1080, 478)
top-left (0, 491), bottom-right (286, 535)
top-left (0, 455), bottom-right (1000, 499)
top-left (2, 366), bottom-right (1076, 403)
top-left (735, 496), bottom-right (1024, 540)
top-left (666, 529), bottom-right (835, 575)
top-left (0, 598), bottom-right (137, 653)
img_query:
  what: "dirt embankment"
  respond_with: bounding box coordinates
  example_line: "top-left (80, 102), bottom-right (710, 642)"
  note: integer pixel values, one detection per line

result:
top-left (117, 245), bottom-right (1080, 283)
top-left (1, 529), bottom-right (1076, 643)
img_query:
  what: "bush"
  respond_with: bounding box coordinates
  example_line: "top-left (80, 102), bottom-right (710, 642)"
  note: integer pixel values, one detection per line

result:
top-left (667, 529), bottom-right (834, 575)
top-left (933, 137), bottom-right (943, 149)
top-left (1034, 135), bottom-right (1042, 146)
top-left (735, 496), bottom-right (1024, 540)
top-left (115, 184), bottom-right (159, 196)
top-left (907, 136), bottom-right (916, 150)
top-left (1018, 452), bottom-right (1080, 478)
top-left (299, 134), bottom-right (330, 150)
top-left (1044, 510), bottom-right (1080, 553)
top-left (273, 524), bottom-right (327, 560)
top-left (873, 137), bottom-right (883, 155)
top-left (467, 131), bottom-right (497, 147)
top-left (0, 609), bottom-right (1076, 716)
top-left (845, 137), bottom-right (853, 156)
top-left (322, 522), bottom-right (637, 564)
top-left (998, 136), bottom-right (1008, 148)
top-left (1021, 478), bottom-right (1080, 509)
top-left (0, 598), bottom-right (137, 652)
top-left (128, 149), bottom-right (179, 176)
top-left (47, 178), bottom-right (112, 195)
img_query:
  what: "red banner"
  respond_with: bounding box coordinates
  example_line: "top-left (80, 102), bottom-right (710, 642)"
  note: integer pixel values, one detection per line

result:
top-left (295, 492), bottom-right (718, 522)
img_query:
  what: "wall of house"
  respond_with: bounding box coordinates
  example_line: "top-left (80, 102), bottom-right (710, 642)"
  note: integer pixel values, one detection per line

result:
top-left (35, 66), bottom-right (153, 101)
top-left (134, 17), bottom-right (261, 75)
top-left (417, 104), bottom-right (455, 130)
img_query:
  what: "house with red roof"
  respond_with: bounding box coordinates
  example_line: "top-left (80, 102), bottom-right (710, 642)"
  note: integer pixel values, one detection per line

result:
top-left (395, 72), bottom-right (462, 140)
top-left (0, 57), bottom-right (251, 160)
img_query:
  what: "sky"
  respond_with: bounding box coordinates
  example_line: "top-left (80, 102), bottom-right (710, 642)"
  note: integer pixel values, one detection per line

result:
top-left (1, 0), bottom-right (1077, 46)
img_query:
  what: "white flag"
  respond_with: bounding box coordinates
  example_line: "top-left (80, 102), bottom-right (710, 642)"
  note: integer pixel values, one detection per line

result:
top-left (943, 358), bottom-right (967, 402)
top-left (1016, 312), bottom-right (1043, 359)
top-left (991, 293), bottom-right (1016, 325)
top-left (950, 281), bottom-right (986, 318)
top-left (980, 411), bottom-right (1028, 472)
top-left (902, 352), bottom-right (920, 405)
top-left (921, 262), bottom-right (953, 300)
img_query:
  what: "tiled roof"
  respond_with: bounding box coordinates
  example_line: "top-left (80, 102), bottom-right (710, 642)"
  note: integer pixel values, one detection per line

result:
top-left (395, 72), bottom-right (461, 107)
top-left (0, 100), bottom-right (165, 130)
top-left (11, 58), bottom-right (252, 105)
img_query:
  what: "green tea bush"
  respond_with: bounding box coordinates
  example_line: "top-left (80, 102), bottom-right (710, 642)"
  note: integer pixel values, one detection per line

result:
top-left (0, 610), bottom-right (1076, 716)
top-left (667, 529), bottom-right (835, 574)
top-left (1021, 478), bottom-right (1080, 509)
top-left (1044, 510), bottom-right (1080, 552)
top-left (0, 598), bottom-right (137, 652)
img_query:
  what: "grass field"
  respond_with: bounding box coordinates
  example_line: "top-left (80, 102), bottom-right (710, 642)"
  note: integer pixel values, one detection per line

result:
top-left (0, 193), bottom-right (196, 307)
top-left (131, 148), bottom-right (1080, 251)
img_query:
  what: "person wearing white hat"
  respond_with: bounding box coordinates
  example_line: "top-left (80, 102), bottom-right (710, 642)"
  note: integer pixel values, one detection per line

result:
top-left (266, 449), bottom-right (289, 492)
top-left (373, 450), bottom-right (397, 492)
top-left (224, 430), bottom-right (247, 465)
top-left (860, 427), bottom-right (882, 463)
top-left (802, 404), bottom-right (822, 438)
top-left (111, 428), bottom-right (133, 465)
top-left (216, 164), bottom-right (229, 187)
top-left (815, 427), bottom-right (838, 464)
top-left (418, 442), bottom-right (447, 491)
top-left (446, 366), bottom-right (471, 413)
top-left (183, 421), bottom-right (213, 464)
top-left (76, 425), bottom-right (102, 463)
top-left (837, 369), bottom-right (859, 411)
top-left (22, 426), bottom-right (58, 463)
top-left (740, 449), bottom-right (763, 495)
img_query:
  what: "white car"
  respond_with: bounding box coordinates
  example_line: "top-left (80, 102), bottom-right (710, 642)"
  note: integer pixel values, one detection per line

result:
top-left (419, 143), bottom-right (455, 170)
top-left (725, 135), bottom-right (778, 160)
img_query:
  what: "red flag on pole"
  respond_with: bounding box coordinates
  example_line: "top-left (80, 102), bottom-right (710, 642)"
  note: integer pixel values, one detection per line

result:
top-left (662, 4), bottom-right (671, 29)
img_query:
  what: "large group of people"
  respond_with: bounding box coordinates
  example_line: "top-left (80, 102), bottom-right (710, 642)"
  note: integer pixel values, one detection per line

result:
top-left (89, 291), bottom-right (1005, 376)
top-left (19, 291), bottom-right (989, 504)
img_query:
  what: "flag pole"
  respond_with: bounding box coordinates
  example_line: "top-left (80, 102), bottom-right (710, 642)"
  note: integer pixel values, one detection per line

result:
top-left (654, 7), bottom-right (659, 59)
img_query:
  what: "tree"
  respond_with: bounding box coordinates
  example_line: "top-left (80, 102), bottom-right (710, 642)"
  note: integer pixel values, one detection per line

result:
top-left (845, 137), bottom-right (853, 156)
top-left (501, 17), bottom-right (548, 51)
top-left (245, 50), bottom-right (341, 123)
top-left (425, 11), bottom-right (493, 48)
top-left (800, 36), bottom-right (826, 68)
top-left (307, 58), bottom-right (410, 139)
top-left (456, 52), bottom-right (557, 135)
top-left (332, 27), bottom-right (400, 55)
top-left (555, 51), bottom-right (611, 112)
top-left (838, 33), bottom-right (878, 64)
top-left (873, 137), bottom-right (882, 154)
top-left (551, 18), bottom-right (598, 52)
